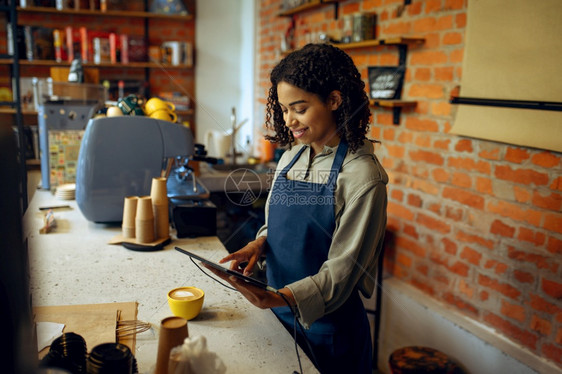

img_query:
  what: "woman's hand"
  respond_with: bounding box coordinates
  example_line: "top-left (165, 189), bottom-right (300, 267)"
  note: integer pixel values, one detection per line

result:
top-left (203, 263), bottom-right (295, 309)
top-left (219, 236), bottom-right (267, 276)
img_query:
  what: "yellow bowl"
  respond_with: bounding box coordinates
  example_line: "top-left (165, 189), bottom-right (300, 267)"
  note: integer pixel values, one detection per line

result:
top-left (167, 287), bottom-right (205, 320)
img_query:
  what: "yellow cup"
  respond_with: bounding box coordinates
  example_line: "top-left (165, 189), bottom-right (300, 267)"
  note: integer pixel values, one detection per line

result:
top-left (167, 287), bottom-right (204, 321)
top-left (150, 109), bottom-right (178, 123)
top-left (145, 97), bottom-right (175, 115)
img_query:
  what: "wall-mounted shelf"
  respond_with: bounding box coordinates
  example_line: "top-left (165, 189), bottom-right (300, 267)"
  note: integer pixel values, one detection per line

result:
top-left (0, 107), bottom-right (194, 116)
top-left (2, 1), bottom-right (27, 208)
top-left (276, 0), bottom-right (424, 127)
top-left (370, 99), bottom-right (417, 124)
top-left (279, 35), bottom-right (423, 124)
top-left (282, 37), bottom-right (424, 59)
top-left (3, 0), bottom-right (197, 189)
top-left (0, 108), bottom-right (38, 115)
top-left (0, 59), bottom-right (194, 70)
top-left (278, 0), bottom-right (344, 17)
top-left (337, 37), bottom-right (424, 65)
top-left (337, 37), bottom-right (424, 49)
top-left (17, 6), bottom-right (193, 20)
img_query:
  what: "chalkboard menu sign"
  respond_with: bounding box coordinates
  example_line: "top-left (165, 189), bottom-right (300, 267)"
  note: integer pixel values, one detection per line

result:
top-left (368, 66), bottom-right (405, 100)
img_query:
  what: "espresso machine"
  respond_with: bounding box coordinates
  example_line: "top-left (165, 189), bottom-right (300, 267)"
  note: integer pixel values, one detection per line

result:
top-left (75, 116), bottom-right (215, 235)
top-left (167, 143), bottom-right (218, 237)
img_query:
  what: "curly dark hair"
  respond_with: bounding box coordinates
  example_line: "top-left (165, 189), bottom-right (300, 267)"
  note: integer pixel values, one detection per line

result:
top-left (265, 43), bottom-right (372, 153)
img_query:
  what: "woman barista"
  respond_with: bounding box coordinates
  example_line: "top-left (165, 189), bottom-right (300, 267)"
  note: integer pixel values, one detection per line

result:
top-left (213, 43), bottom-right (388, 373)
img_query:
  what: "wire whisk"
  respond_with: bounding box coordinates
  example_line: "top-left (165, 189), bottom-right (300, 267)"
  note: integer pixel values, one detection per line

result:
top-left (116, 310), bottom-right (152, 339)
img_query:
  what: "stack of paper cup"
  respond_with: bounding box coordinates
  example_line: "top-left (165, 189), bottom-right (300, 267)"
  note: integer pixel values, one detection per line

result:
top-left (135, 196), bottom-right (155, 243)
top-left (151, 177), bottom-right (169, 240)
top-left (122, 196), bottom-right (138, 239)
top-left (120, 177), bottom-right (169, 244)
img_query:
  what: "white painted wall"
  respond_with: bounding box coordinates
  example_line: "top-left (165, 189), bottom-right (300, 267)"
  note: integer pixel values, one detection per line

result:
top-left (195, 0), bottom-right (255, 159)
top-left (370, 278), bottom-right (561, 374)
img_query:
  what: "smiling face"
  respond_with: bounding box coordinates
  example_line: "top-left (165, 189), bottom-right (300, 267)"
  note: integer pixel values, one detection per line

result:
top-left (277, 81), bottom-right (342, 156)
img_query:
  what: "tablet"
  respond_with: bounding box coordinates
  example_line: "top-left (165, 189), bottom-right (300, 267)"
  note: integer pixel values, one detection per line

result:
top-left (174, 246), bottom-right (277, 293)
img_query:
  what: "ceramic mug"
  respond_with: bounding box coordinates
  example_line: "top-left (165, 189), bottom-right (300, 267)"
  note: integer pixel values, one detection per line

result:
top-left (150, 109), bottom-right (177, 123)
top-left (145, 97), bottom-right (175, 115)
top-left (168, 287), bottom-right (205, 320)
top-left (205, 130), bottom-right (231, 159)
top-left (106, 106), bottom-right (124, 117)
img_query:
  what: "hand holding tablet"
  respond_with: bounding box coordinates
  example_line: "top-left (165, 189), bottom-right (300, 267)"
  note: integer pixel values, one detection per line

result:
top-left (174, 247), bottom-right (278, 293)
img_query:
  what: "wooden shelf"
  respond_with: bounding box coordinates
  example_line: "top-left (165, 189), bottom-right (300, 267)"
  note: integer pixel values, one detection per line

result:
top-left (278, 0), bottom-right (344, 17)
top-left (0, 59), bottom-right (193, 70)
top-left (280, 37), bottom-right (425, 56)
top-left (369, 100), bottom-right (417, 125)
top-left (26, 159), bottom-right (41, 167)
top-left (0, 107), bottom-right (194, 117)
top-left (337, 37), bottom-right (425, 50)
top-left (369, 99), bottom-right (417, 108)
top-left (17, 6), bottom-right (193, 20)
top-left (0, 108), bottom-right (37, 115)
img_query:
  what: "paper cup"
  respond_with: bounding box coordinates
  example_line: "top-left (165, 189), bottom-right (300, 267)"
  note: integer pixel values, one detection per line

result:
top-left (150, 178), bottom-right (169, 239)
top-left (135, 219), bottom-right (155, 243)
top-left (153, 203), bottom-right (169, 240)
top-left (150, 177), bottom-right (168, 205)
top-left (122, 196), bottom-right (138, 239)
top-left (155, 316), bottom-right (188, 374)
top-left (135, 196), bottom-right (154, 243)
top-left (135, 196), bottom-right (153, 220)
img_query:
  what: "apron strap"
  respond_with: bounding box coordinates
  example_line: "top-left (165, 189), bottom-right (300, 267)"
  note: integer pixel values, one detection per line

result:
top-left (326, 139), bottom-right (348, 185)
top-left (280, 139), bottom-right (349, 183)
top-left (280, 146), bottom-right (307, 177)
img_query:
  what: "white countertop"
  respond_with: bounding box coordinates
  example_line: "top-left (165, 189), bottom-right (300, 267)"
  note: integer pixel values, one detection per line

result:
top-left (24, 190), bottom-right (316, 374)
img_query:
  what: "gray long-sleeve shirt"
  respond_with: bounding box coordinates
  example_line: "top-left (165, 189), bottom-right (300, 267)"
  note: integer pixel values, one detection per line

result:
top-left (256, 139), bottom-right (388, 327)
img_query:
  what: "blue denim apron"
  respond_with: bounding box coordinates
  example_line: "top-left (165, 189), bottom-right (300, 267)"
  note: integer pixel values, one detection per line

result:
top-left (266, 141), bottom-right (372, 373)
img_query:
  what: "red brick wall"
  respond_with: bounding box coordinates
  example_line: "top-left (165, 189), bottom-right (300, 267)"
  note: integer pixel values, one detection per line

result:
top-left (257, 0), bottom-right (562, 368)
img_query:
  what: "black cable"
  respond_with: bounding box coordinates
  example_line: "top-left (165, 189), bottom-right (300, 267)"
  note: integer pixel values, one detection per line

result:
top-left (189, 257), bottom-right (238, 292)
top-left (277, 291), bottom-right (303, 374)
top-left (277, 291), bottom-right (325, 374)
top-left (189, 258), bottom-right (320, 373)
top-left (295, 314), bottom-right (320, 370)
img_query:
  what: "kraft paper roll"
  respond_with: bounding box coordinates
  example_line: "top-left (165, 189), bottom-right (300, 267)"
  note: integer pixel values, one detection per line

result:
top-left (122, 196), bottom-right (138, 239)
top-left (155, 317), bottom-right (188, 374)
top-left (135, 196), bottom-right (154, 243)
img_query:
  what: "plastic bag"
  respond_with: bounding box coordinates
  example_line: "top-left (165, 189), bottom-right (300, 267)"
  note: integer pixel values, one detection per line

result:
top-left (168, 335), bottom-right (226, 374)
